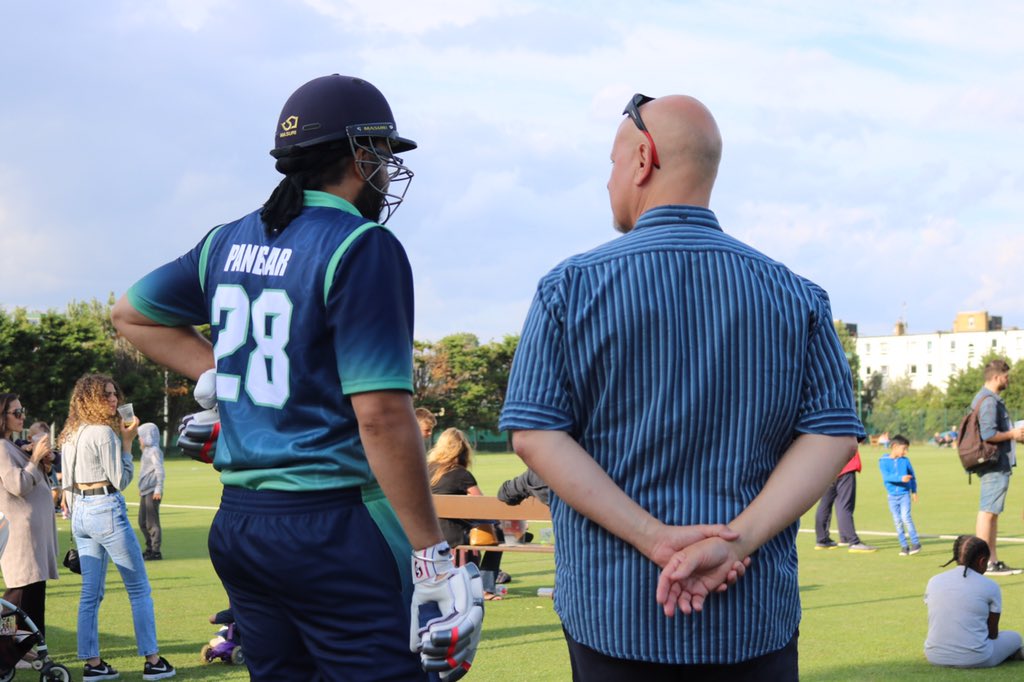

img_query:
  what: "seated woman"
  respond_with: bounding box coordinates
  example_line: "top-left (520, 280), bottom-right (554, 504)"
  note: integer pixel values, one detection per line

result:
top-left (925, 535), bottom-right (1024, 667)
top-left (427, 427), bottom-right (505, 600)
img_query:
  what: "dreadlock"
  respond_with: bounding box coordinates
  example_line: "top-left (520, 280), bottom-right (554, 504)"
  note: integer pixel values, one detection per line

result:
top-left (261, 142), bottom-right (353, 235)
top-left (940, 534), bottom-right (970, 568)
top-left (950, 535), bottom-right (990, 578)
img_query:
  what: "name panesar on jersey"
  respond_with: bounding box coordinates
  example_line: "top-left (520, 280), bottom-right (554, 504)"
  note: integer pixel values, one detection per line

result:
top-left (224, 243), bottom-right (293, 276)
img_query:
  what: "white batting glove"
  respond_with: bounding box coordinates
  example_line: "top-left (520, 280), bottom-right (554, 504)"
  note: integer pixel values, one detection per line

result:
top-left (194, 368), bottom-right (218, 409)
top-left (410, 541), bottom-right (484, 680)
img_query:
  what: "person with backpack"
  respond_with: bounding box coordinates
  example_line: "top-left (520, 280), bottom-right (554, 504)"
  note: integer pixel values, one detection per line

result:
top-left (969, 359), bottom-right (1024, 576)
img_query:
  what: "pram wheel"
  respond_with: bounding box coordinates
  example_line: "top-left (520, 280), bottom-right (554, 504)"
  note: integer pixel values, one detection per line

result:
top-left (0, 668), bottom-right (13, 682)
top-left (40, 663), bottom-right (70, 682)
top-left (230, 647), bottom-right (244, 665)
top-left (200, 644), bottom-right (212, 663)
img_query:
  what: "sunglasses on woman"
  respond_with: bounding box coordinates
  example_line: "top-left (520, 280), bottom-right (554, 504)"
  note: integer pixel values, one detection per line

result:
top-left (6, 408), bottom-right (27, 418)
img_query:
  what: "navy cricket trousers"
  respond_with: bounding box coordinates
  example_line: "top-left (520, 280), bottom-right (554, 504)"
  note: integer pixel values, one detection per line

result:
top-left (209, 486), bottom-right (428, 681)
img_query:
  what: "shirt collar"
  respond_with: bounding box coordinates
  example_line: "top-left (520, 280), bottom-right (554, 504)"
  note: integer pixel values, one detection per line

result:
top-left (303, 190), bottom-right (363, 217)
top-left (633, 205), bottom-right (722, 233)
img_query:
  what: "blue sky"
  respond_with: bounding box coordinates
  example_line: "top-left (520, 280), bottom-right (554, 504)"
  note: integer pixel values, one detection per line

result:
top-left (2, 1), bottom-right (1022, 342)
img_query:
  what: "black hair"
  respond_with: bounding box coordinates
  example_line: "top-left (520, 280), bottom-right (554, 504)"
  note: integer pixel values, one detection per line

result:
top-left (890, 434), bottom-right (910, 447)
top-left (942, 535), bottom-right (990, 577)
top-left (940, 534), bottom-right (970, 568)
top-left (260, 142), bottom-right (353, 235)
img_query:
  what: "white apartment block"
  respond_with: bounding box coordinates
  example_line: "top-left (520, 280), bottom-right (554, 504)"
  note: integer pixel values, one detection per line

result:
top-left (854, 312), bottom-right (1024, 392)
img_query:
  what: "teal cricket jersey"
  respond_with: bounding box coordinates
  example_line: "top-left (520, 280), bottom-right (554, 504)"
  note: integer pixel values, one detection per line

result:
top-left (128, 191), bottom-right (415, 491)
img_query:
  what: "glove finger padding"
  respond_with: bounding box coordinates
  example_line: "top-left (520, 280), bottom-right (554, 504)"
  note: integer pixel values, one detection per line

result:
top-left (177, 408), bottom-right (220, 464)
top-left (412, 563), bottom-right (484, 677)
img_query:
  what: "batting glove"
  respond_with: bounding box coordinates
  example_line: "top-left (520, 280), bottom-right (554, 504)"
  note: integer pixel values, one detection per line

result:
top-left (410, 541), bottom-right (484, 680)
top-left (194, 368), bottom-right (218, 409)
top-left (177, 408), bottom-right (220, 464)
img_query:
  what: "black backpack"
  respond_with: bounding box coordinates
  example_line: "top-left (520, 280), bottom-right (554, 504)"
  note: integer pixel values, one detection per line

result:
top-left (956, 396), bottom-right (1000, 481)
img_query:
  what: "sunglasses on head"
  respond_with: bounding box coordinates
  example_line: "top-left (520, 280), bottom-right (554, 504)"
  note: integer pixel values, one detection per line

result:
top-left (622, 93), bottom-right (661, 169)
top-left (6, 408), bottom-right (26, 418)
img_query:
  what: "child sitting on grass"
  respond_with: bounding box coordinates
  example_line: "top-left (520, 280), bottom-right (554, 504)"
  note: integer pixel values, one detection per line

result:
top-left (878, 434), bottom-right (921, 555)
top-left (925, 535), bottom-right (1024, 667)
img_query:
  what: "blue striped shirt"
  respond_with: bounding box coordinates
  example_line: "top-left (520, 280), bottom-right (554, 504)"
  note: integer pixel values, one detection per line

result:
top-left (499, 205), bottom-right (865, 664)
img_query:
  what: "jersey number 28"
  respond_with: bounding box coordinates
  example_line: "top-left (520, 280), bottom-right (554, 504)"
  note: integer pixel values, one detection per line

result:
top-left (211, 285), bottom-right (293, 408)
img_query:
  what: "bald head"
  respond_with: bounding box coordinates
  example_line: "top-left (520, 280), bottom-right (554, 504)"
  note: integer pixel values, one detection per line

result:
top-left (608, 94), bottom-right (722, 232)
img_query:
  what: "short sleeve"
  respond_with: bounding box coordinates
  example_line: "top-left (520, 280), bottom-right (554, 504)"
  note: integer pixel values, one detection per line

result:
top-left (327, 227), bottom-right (414, 395)
top-left (794, 292), bottom-right (866, 439)
top-left (978, 398), bottom-right (999, 441)
top-left (126, 236), bottom-right (210, 326)
top-left (499, 278), bottom-right (574, 432)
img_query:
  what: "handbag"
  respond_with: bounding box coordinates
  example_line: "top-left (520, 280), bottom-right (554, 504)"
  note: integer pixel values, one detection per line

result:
top-left (63, 548), bottom-right (81, 575)
top-left (468, 523), bottom-right (500, 546)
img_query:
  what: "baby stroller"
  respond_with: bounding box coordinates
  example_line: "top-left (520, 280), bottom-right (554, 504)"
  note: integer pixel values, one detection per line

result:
top-left (0, 515), bottom-right (71, 681)
top-left (200, 608), bottom-right (244, 666)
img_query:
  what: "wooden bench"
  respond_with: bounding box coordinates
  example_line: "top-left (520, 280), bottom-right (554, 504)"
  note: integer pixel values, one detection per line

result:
top-left (431, 494), bottom-right (554, 566)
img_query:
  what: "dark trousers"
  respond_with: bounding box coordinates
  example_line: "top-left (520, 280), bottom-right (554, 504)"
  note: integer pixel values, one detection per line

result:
top-left (3, 581), bottom-right (46, 636)
top-left (564, 628), bottom-right (798, 681)
top-left (209, 486), bottom-right (427, 682)
top-left (138, 493), bottom-right (162, 553)
top-left (815, 471), bottom-right (860, 544)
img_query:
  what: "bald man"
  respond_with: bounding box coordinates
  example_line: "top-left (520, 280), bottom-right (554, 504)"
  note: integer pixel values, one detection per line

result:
top-left (500, 94), bottom-right (862, 680)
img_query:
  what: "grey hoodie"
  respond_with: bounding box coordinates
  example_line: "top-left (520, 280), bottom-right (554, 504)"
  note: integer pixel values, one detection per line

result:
top-left (137, 422), bottom-right (165, 497)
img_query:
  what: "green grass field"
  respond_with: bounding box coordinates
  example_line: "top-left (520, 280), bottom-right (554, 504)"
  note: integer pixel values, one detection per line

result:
top-left (19, 443), bottom-right (1024, 680)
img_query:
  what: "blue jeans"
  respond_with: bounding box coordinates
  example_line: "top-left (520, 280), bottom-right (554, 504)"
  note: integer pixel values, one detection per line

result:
top-left (71, 492), bottom-right (159, 659)
top-left (887, 493), bottom-right (919, 548)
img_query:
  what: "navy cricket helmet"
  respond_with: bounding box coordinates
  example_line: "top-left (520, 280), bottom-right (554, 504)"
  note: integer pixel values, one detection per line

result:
top-left (270, 74), bottom-right (417, 158)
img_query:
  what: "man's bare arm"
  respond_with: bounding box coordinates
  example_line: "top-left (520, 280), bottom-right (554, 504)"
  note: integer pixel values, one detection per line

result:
top-left (111, 295), bottom-right (214, 381)
top-left (658, 433), bottom-right (857, 614)
top-left (352, 391), bottom-right (443, 550)
top-left (512, 429), bottom-right (740, 567)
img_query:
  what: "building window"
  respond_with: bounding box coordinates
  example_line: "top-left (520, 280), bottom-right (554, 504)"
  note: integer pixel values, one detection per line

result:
top-left (951, 341), bottom-right (956, 350)
top-left (866, 343), bottom-right (871, 353)
top-left (951, 363), bottom-right (956, 374)
top-left (866, 367), bottom-right (871, 375)
top-left (881, 365), bottom-right (889, 376)
top-left (910, 365), bottom-right (917, 374)
top-left (968, 343), bottom-right (975, 360)
top-left (993, 339), bottom-right (998, 348)
top-left (927, 364), bottom-right (933, 374)
top-left (880, 342), bottom-right (888, 355)
top-left (927, 340), bottom-right (933, 351)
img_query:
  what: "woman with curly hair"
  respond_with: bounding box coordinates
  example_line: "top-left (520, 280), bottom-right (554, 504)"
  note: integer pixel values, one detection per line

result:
top-left (924, 534), bottom-right (1023, 667)
top-left (427, 427), bottom-right (506, 599)
top-left (60, 374), bottom-right (176, 680)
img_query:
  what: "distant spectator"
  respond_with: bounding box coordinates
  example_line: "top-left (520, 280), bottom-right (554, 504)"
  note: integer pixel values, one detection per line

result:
top-left (59, 374), bottom-right (175, 680)
top-left (814, 450), bottom-right (876, 553)
top-left (415, 408), bottom-right (437, 449)
top-left (925, 535), bottom-right (1024, 667)
top-left (137, 423), bottom-right (165, 561)
top-left (497, 469), bottom-right (550, 507)
top-left (427, 427), bottom-right (505, 600)
top-left (970, 358), bottom-right (1024, 576)
top-left (0, 393), bottom-right (58, 639)
top-left (878, 435), bottom-right (921, 556)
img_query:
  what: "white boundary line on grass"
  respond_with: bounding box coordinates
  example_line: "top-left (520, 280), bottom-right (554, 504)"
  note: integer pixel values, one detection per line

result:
top-left (799, 528), bottom-right (1024, 544)
top-left (122, 502), bottom-right (219, 511)
top-left (113, 505), bottom-right (1024, 544)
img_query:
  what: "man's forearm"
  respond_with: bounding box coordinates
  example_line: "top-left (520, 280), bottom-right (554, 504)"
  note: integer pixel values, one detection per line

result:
top-left (512, 429), bottom-right (663, 559)
top-left (111, 295), bottom-right (214, 380)
top-left (729, 434), bottom-right (857, 557)
top-left (352, 391), bottom-right (443, 551)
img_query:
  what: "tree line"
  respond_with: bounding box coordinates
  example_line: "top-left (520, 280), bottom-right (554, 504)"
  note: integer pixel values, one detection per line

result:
top-left (0, 301), bottom-right (520, 445)
top-left (2, 302), bottom-right (1009, 448)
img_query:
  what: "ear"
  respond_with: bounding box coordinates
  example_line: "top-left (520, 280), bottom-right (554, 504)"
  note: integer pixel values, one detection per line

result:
top-left (632, 142), bottom-right (656, 185)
